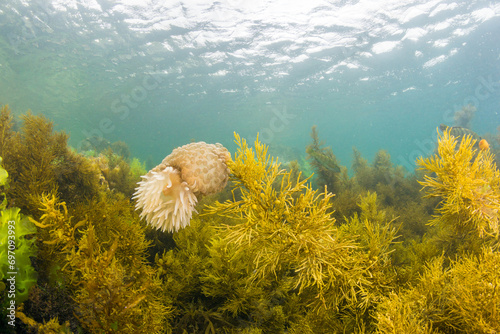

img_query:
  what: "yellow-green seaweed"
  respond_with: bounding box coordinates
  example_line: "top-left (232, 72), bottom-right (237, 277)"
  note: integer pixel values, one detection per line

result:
top-left (417, 128), bottom-right (500, 242)
top-left (0, 106), bottom-right (100, 216)
top-left (30, 193), bottom-right (170, 333)
top-left (375, 247), bottom-right (500, 333)
top-left (2, 103), bottom-right (499, 333)
top-left (203, 133), bottom-right (403, 332)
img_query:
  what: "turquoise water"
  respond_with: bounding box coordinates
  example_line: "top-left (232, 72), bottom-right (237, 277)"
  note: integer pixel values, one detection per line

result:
top-left (0, 0), bottom-right (499, 169)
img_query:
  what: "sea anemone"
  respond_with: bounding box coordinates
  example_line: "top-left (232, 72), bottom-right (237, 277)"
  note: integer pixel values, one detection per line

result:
top-left (133, 142), bottom-right (231, 232)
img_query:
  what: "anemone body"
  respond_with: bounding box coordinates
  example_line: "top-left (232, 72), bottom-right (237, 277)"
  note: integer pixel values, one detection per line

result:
top-left (133, 142), bottom-right (230, 232)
